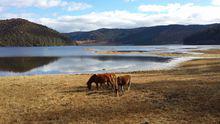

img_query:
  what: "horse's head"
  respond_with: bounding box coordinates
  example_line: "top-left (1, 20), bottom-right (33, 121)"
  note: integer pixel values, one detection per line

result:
top-left (87, 74), bottom-right (96, 90)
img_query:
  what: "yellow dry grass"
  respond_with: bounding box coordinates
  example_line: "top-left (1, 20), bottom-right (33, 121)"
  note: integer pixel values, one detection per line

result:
top-left (0, 51), bottom-right (220, 123)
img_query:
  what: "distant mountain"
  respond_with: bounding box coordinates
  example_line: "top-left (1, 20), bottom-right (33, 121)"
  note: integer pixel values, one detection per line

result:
top-left (2, 18), bottom-right (219, 46)
top-left (0, 18), bottom-right (75, 47)
top-left (64, 24), bottom-right (217, 45)
top-left (184, 25), bottom-right (220, 45)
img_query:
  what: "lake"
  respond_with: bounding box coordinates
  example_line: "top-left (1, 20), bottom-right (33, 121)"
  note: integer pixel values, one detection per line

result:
top-left (0, 45), bottom-right (219, 76)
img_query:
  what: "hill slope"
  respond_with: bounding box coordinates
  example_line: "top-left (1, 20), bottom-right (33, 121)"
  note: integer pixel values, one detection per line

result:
top-left (184, 25), bottom-right (220, 45)
top-left (0, 19), bottom-right (75, 47)
top-left (64, 25), bottom-right (215, 45)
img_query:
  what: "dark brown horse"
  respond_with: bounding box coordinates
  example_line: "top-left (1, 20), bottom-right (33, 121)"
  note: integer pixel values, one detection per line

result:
top-left (87, 73), bottom-right (119, 96)
top-left (117, 75), bottom-right (131, 94)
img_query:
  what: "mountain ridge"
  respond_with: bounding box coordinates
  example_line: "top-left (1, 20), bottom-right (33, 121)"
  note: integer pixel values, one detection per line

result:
top-left (64, 24), bottom-right (220, 45)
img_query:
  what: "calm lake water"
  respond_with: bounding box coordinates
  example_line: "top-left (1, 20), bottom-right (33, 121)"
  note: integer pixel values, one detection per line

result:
top-left (0, 45), bottom-right (219, 76)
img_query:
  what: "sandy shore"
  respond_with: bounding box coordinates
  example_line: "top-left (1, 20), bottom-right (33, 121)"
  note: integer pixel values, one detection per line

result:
top-left (95, 50), bottom-right (146, 55)
top-left (1, 50), bottom-right (220, 123)
top-left (156, 49), bottom-right (220, 58)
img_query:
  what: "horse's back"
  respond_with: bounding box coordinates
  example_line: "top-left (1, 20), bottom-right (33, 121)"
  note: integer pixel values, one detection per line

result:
top-left (118, 75), bottom-right (131, 85)
top-left (122, 75), bottom-right (131, 81)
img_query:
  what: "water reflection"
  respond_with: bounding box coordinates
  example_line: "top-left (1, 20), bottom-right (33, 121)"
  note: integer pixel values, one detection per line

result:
top-left (0, 57), bottom-right (58, 72)
top-left (73, 55), bottom-right (171, 62)
top-left (0, 55), bottom-right (171, 75)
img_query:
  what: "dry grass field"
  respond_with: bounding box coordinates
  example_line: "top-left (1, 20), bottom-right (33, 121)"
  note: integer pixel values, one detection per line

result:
top-left (0, 50), bottom-right (220, 123)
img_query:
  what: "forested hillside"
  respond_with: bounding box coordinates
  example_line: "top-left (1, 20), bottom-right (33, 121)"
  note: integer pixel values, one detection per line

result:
top-left (184, 25), bottom-right (220, 45)
top-left (0, 19), bottom-right (75, 46)
top-left (64, 24), bottom-right (215, 45)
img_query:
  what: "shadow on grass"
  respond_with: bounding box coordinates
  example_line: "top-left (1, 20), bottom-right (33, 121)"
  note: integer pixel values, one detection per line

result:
top-left (58, 85), bottom-right (114, 96)
top-left (59, 86), bottom-right (86, 93)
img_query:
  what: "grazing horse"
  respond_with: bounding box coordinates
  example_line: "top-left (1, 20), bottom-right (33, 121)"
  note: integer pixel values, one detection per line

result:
top-left (87, 73), bottom-right (119, 96)
top-left (104, 73), bottom-right (116, 87)
top-left (105, 73), bottom-right (119, 97)
top-left (117, 75), bottom-right (131, 94)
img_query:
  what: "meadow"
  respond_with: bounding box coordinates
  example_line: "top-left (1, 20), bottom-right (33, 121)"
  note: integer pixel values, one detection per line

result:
top-left (0, 49), bottom-right (220, 123)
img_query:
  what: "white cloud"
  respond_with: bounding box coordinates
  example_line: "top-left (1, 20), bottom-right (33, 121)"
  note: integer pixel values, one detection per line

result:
top-left (34, 0), bottom-right (61, 8)
top-left (37, 11), bottom-right (151, 32)
top-left (65, 2), bottom-right (92, 11)
top-left (139, 4), bottom-right (168, 12)
top-left (212, 0), bottom-right (220, 5)
top-left (34, 2), bottom-right (220, 33)
top-left (1, 1), bottom-right (220, 33)
top-left (138, 3), bottom-right (196, 13)
top-left (124, 0), bottom-right (136, 2)
top-left (0, 0), bottom-right (92, 11)
top-left (138, 3), bottom-right (220, 24)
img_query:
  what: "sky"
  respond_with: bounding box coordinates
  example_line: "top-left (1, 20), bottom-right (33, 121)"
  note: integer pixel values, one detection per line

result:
top-left (1, 0), bottom-right (220, 32)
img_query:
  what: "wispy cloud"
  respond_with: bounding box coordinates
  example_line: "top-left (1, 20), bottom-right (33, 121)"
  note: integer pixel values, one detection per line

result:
top-left (212, 0), bottom-right (220, 5)
top-left (124, 0), bottom-right (136, 2)
top-left (0, 0), bottom-right (92, 11)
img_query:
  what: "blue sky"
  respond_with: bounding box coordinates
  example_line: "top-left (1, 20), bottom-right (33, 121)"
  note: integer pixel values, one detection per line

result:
top-left (1, 0), bottom-right (220, 32)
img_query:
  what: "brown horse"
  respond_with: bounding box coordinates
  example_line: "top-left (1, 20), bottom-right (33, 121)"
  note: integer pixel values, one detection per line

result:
top-left (104, 73), bottom-right (116, 88)
top-left (105, 73), bottom-right (119, 96)
top-left (87, 73), bottom-right (119, 96)
top-left (117, 75), bottom-right (131, 94)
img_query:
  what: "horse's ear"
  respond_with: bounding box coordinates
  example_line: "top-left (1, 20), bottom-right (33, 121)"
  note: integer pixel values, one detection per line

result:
top-left (93, 74), bottom-right (97, 78)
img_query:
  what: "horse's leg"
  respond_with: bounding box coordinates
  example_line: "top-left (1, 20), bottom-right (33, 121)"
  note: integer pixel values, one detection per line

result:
top-left (96, 82), bottom-right (99, 90)
top-left (122, 85), bottom-right (125, 95)
top-left (106, 81), bottom-right (110, 89)
top-left (127, 79), bottom-right (131, 91)
top-left (115, 88), bottom-right (119, 97)
top-left (114, 83), bottom-right (119, 97)
top-left (118, 85), bottom-right (121, 95)
top-left (100, 83), bottom-right (103, 89)
top-left (109, 79), bottom-right (114, 91)
top-left (107, 81), bottom-right (110, 87)
top-left (112, 84), bottom-right (115, 92)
